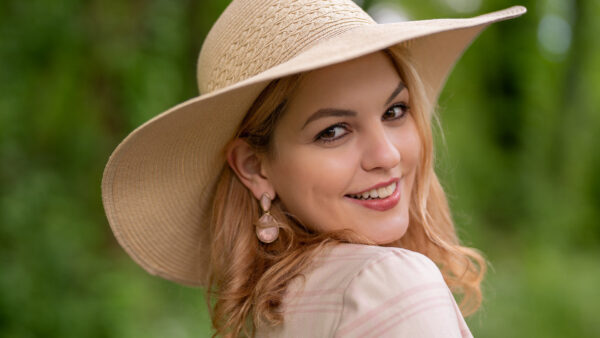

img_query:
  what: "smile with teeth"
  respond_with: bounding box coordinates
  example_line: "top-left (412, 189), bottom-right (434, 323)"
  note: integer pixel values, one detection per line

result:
top-left (348, 182), bottom-right (396, 200)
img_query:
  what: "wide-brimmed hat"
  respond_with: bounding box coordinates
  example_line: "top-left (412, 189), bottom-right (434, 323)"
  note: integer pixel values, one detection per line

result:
top-left (101, 0), bottom-right (526, 287)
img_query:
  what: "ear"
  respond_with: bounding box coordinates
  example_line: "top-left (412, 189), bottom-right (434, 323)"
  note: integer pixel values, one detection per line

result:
top-left (226, 138), bottom-right (276, 201)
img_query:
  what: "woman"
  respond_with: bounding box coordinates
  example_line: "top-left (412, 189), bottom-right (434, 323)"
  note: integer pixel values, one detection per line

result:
top-left (101, 0), bottom-right (526, 336)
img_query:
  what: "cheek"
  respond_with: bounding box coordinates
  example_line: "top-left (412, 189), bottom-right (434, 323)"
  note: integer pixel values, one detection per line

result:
top-left (395, 120), bottom-right (422, 169)
top-left (267, 147), bottom-right (357, 222)
top-left (272, 148), bottom-right (355, 198)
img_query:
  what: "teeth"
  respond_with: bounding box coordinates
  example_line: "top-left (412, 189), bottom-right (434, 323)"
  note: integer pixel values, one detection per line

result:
top-left (349, 182), bottom-right (396, 200)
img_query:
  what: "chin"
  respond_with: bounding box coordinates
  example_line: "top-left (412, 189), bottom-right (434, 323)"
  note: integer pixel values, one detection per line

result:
top-left (366, 221), bottom-right (409, 245)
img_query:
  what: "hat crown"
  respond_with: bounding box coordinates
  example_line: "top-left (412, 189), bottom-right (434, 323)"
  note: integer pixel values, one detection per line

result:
top-left (197, 0), bottom-right (375, 94)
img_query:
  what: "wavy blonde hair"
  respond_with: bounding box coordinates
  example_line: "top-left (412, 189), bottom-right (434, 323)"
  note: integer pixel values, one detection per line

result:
top-left (206, 45), bottom-right (486, 337)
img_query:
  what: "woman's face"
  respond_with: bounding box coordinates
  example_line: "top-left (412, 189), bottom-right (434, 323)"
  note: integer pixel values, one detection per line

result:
top-left (263, 51), bottom-right (422, 244)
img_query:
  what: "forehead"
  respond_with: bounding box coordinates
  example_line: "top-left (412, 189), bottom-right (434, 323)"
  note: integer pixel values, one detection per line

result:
top-left (284, 51), bottom-right (403, 117)
top-left (300, 51), bottom-right (399, 89)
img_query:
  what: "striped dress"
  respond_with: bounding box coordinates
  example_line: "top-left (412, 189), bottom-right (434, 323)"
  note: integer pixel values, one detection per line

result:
top-left (255, 243), bottom-right (473, 337)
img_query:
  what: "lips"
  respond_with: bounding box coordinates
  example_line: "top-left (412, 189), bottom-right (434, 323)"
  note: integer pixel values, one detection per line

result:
top-left (344, 178), bottom-right (402, 211)
top-left (345, 178), bottom-right (399, 199)
top-left (347, 181), bottom-right (396, 200)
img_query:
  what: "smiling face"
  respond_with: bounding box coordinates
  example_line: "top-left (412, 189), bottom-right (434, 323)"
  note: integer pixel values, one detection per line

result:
top-left (262, 51), bottom-right (422, 244)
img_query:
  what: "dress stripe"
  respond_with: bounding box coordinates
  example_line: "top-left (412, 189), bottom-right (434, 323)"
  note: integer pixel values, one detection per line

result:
top-left (336, 281), bottom-right (447, 335)
top-left (365, 298), bottom-right (454, 337)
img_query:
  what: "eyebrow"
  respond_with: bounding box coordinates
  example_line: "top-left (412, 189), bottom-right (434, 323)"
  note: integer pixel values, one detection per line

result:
top-left (301, 108), bottom-right (357, 129)
top-left (301, 81), bottom-right (406, 130)
top-left (385, 81), bottom-right (406, 106)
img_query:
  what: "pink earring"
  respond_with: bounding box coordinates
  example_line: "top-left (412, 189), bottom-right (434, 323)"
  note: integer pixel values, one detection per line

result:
top-left (255, 193), bottom-right (280, 244)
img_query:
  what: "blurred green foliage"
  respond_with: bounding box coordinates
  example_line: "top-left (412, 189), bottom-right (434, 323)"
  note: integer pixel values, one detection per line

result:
top-left (0, 0), bottom-right (598, 337)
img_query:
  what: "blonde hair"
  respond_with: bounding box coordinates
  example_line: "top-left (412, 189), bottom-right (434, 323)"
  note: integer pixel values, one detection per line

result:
top-left (206, 45), bottom-right (486, 337)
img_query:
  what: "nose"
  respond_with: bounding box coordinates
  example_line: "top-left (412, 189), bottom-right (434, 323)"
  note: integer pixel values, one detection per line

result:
top-left (360, 124), bottom-right (401, 172)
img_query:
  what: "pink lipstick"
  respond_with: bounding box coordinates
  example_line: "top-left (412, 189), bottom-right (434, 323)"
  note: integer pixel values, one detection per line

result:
top-left (344, 178), bottom-right (401, 211)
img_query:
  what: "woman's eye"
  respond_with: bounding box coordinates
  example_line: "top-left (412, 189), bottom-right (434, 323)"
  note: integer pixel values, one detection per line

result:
top-left (315, 123), bottom-right (349, 143)
top-left (382, 102), bottom-right (409, 120)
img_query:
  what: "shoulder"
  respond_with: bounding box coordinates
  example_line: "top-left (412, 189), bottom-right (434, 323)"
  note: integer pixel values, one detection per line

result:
top-left (324, 244), bottom-right (447, 305)
top-left (328, 244), bottom-right (472, 338)
top-left (279, 244), bottom-right (441, 317)
top-left (265, 244), bottom-right (471, 338)
top-left (314, 243), bottom-right (443, 286)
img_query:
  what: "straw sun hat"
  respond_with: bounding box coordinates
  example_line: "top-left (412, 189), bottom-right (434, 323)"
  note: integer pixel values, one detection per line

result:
top-left (101, 0), bottom-right (526, 286)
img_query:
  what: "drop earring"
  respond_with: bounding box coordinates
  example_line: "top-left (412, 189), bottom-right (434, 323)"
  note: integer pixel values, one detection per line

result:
top-left (255, 193), bottom-right (280, 243)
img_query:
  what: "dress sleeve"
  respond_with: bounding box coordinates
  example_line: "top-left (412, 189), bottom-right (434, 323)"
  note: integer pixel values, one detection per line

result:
top-left (333, 249), bottom-right (473, 338)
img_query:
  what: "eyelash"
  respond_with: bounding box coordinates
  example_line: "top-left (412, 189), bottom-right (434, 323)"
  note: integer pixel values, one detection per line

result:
top-left (314, 102), bottom-right (410, 144)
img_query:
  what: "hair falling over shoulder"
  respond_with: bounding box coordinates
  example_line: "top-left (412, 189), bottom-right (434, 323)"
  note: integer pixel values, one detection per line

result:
top-left (206, 46), bottom-right (486, 337)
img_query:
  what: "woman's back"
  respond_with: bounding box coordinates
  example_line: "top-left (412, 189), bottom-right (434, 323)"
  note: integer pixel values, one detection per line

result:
top-left (257, 244), bottom-right (471, 337)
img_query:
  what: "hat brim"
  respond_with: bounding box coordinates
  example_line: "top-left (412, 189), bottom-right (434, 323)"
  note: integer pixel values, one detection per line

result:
top-left (101, 6), bottom-right (526, 287)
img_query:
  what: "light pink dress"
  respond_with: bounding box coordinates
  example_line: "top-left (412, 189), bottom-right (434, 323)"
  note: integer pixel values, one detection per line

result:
top-left (255, 243), bottom-right (473, 337)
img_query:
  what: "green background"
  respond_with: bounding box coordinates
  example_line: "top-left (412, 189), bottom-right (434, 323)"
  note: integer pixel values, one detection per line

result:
top-left (1, 0), bottom-right (598, 337)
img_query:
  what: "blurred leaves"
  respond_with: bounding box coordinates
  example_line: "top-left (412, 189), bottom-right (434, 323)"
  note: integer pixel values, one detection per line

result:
top-left (0, 0), bottom-right (598, 337)
top-left (0, 0), bottom-right (220, 336)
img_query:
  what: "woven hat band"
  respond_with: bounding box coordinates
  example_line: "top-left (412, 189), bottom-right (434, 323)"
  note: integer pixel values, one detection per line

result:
top-left (197, 0), bottom-right (375, 94)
